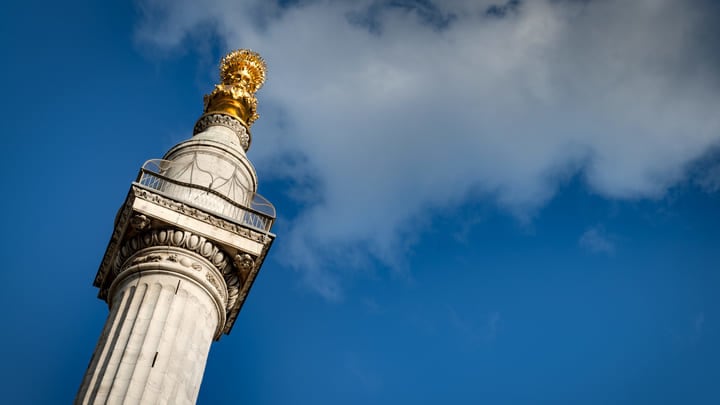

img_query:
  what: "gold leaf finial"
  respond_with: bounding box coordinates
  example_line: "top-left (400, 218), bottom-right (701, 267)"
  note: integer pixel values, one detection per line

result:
top-left (219, 49), bottom-right (266, 94)
top-left (201, 49), bottom-right (267, 130)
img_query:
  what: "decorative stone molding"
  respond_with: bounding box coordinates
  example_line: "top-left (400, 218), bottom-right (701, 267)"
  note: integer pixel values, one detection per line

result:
top-left (223, 237), bottom-right (273, 334)
top-left (234, 253), bottom-right (254, 289)
top-left (234, 253), bottom-right (254, 271)
top-left (193, 113), bottom-right (251, 151)
top-left (93, 183), bottom-right (273, 337)
top-left (130, 214), bottom-right (151, 231)
top-left (94, 198), bottom-right (134, 290)
top-left (132, 186), bottom-right (270, 244)
top-left (113, 247), bottom-right (229, 321)
top-left (128, 251), bottom-right (203, 273)
top-left (113, 228), bottom-right (241, 313)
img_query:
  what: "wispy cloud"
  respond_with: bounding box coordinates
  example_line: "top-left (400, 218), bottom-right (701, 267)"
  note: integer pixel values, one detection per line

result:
top-left (448, 306), bottom-right (501, 344)
top-left (343, 352), bottom-right (382, 393)
top-left (578, 226), bottom-right (615, 255)
top-left (135, 0), bottom-right (720, 298)
top-left (695, 161), bottom-right (720, 193)
top-left (362, 297), bottom-right (383, 314)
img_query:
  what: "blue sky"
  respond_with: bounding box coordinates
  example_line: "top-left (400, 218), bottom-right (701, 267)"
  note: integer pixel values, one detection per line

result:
top-left (2, 0), bottom-right (720, 403)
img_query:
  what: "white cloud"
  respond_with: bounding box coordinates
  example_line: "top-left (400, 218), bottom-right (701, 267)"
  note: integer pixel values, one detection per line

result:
top-left (695, 159), bottom-right (720, 192)
top-left (578, 226), bottom-right (615, 255)
top-left (135, 0), bottom-right (720, 298)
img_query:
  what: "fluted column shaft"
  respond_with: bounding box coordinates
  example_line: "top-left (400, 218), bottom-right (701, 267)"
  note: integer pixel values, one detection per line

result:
top-left (76, 246), bottom-right (227, 405)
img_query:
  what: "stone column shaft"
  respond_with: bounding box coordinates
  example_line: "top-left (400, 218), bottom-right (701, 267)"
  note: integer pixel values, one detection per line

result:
top-left (76, 247), bottom-right (225, 405)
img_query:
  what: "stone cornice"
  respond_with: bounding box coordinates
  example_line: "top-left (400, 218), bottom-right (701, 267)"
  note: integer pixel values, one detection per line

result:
top-left (224, 232), bottom-right (274, 334)
top-left (93, 184), bottom-right (274, 337)
top-left (132, 186), bottom-right (271, 244)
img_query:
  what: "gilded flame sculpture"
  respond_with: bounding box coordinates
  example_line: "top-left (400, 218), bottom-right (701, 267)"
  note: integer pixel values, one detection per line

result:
top-left (203, 49), bottom-right (267, 128)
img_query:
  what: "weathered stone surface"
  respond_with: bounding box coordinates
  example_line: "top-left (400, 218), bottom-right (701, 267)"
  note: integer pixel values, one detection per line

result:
top-left (76, 263), bottom-right (219, 405)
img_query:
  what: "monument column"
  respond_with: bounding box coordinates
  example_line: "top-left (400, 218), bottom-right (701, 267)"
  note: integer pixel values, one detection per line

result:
top-left (76, 49), bottom-right (275, 405)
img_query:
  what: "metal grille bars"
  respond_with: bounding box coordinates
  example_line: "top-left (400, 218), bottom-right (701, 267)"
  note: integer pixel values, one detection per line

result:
top-left (136, 161), bottom-right (275, 233)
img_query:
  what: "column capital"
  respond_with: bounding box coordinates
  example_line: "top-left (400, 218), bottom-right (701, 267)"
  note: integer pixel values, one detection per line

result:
top-left (94, 184), bottom-right (274, 336)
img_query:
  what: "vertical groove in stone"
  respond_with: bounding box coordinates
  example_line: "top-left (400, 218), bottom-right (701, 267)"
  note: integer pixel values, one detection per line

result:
top-left (90, 281), bottom-right (149, 404)
top-left (124, 283), bottom-right (174, 403)
top-left (164, 289), bottom-right (194, 402)
top-left (77, 268), bottom-right (223, 405)
top-left (175, 295), bottom-right (206, 404)
top-left (185, 296), bottom-right (208, 402)
top-left (186, 296), bottom-right (215, 402)
top-left (143, 288), bottom-right (188, 405)
top-left (175, 292), bottom-right (216, 404)
top-left (76, 285), bottom-right (134, 405)
top-left (106, 281), bottom-right (162, 403)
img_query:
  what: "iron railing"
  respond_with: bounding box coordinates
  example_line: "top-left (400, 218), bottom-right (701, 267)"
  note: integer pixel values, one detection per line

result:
top-left (135, 162), bottom-right (275, 233)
